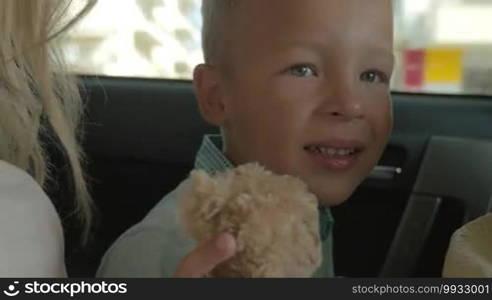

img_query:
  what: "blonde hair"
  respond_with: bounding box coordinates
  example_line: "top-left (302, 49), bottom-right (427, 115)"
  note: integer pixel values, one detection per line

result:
top-left (201, 0), bottom-right (238, 65)
top-left (0, 0), bottom-right (96, 243)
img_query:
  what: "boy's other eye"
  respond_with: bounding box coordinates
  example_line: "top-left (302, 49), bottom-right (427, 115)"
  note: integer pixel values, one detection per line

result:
top-left (360, 70), bottom-right (388, 84)
top-left (288, 64), bottom-right (318, 77)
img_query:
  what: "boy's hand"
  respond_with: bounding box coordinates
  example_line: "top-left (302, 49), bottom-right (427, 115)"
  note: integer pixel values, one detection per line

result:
top-left (175, 233), bottom-right (236, 278)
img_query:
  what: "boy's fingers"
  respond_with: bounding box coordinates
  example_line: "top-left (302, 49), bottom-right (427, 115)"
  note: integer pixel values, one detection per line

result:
top-left (175, 233), bottom-right (236, 278)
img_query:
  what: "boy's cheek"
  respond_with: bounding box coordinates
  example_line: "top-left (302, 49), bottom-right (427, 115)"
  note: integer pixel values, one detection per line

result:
top-left (368, 99), bottom-right (393, 141)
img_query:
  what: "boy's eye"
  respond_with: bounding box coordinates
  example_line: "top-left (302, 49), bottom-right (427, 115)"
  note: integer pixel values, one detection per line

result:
top-left (288, 65), bottom-right (318, 77)
top-left (360, 70), bottom-right (388, 84)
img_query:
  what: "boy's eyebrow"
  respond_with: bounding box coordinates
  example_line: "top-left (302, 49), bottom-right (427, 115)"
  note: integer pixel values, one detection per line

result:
top-left (281, 39), bottom-right (395, 66)
top-left (367, 46), bottom-right (396, 67)
top-left (280, 39), bottom-right (333, 53)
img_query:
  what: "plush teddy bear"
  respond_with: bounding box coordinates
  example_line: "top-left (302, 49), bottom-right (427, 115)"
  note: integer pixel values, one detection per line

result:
top-left (178, 163), bottom-right (322, 278)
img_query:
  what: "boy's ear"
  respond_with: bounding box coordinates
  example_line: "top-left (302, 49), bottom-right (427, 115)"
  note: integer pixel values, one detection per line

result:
top-left (193, 64), bottom-right (227, 127)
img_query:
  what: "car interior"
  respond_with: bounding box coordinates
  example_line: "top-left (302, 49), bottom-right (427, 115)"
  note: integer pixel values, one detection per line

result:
top-left (53, 75), bottom-right (492, 277)
top-left (27, 0), bottom-right (492, 278)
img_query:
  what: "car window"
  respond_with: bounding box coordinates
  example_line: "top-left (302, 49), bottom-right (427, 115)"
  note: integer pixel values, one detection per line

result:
top-left (64, 0), bottom-right (202, 80)
top-left (393, 0), bottom-right (492, 95)
top-left (64, 0), bottom-right (492, 96)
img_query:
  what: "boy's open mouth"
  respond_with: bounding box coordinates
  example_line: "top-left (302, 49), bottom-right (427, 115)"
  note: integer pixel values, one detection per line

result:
top-left (303, 145), bottom-right (360, 156)
top-left (303, 141), bottom-right (365, 171)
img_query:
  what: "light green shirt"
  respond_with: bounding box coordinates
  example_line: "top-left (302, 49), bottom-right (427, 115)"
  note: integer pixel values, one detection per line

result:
top-left (97, 135), bottom-right (335, 277)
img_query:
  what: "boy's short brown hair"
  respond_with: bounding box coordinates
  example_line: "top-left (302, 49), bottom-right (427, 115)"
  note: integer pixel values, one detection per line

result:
top-left (201, 0), bottom-right (238, 65)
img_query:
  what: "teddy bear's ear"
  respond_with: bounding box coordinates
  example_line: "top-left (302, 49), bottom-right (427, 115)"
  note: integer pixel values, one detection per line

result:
top-left (190, 169), bottom-right (215, 195)
top-left (187, 169), bottom-right (229, 221)
top-left (200, 196), bottom-right (228, 221)
top-left (236, 162), bottom-right (267, 177)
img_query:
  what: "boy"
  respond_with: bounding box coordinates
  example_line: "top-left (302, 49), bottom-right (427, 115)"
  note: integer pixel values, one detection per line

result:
top-left (97, 0), bottom-right (394, 277)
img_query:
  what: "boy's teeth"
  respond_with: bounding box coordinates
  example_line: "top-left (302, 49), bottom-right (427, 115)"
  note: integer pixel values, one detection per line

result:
top-left (310, 146), bottom-right (354, 156)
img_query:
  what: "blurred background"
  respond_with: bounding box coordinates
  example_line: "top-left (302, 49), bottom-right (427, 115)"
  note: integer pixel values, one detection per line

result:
top-left (63, 0), bottom-right (492, 96)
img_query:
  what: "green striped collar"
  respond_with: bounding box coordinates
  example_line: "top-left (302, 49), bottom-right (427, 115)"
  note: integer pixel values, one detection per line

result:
top-left (194, 134), bottom-right (233, 174)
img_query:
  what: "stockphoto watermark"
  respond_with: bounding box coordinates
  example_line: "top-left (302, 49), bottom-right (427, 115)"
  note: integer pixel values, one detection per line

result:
top-left (2, 280), bottom-right (127, 297)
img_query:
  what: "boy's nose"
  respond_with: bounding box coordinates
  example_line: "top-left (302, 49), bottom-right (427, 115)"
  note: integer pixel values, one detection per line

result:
top-left (318, 84), bottom-right (364, 121)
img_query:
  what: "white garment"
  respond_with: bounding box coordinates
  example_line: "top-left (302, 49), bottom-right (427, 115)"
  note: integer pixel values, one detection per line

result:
top-left (442, 213), bottom-right (492, 277)
top-left (0, 160), bottom-right (66, 277)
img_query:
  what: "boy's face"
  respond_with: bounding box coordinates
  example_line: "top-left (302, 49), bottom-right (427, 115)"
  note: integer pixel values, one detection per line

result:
top-left (197, 0), bottom-right (394, 206)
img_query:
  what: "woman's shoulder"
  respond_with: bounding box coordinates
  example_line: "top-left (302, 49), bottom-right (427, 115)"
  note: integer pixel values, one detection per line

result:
top-left (0, 160), bottom-right (54, 212)
top-left (0, 160), bottom-right (37, 186)
top-left (0, 160), bottom-right (66, 277)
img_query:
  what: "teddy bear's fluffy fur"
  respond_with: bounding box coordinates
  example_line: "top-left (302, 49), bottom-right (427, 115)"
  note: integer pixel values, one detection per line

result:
top-left (178, 163), bottom-right (322, 278)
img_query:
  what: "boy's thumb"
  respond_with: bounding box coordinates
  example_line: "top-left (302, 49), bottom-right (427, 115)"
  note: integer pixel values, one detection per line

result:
top-left (175, 233), bottom-right (236, 277)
